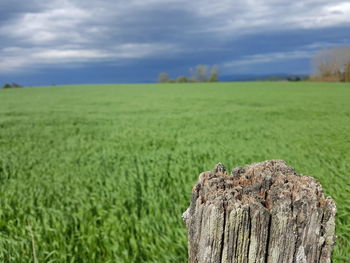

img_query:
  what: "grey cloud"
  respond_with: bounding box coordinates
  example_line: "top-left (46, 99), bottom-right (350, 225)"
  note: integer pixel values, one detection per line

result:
top-left (0, 0), bottom-right (47, 23)
top-left (1, 0), bottom-right (350, 74)
top-left (222, 50), bottom-right (313, 69)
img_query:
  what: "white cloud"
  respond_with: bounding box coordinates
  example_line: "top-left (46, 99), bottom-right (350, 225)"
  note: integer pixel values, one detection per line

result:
top-left (0, 2), bottom-right (90, 44)
top-left (3, 0), bottom-right (349, 46)
top-left (0, 43), bottom-right (177, 73)
top-left (0, 0), bottom-right (350, 74)
top-left (189, 1), bottom-right (350, 35)
top-left (221, 50), bottom-right (313, 73)
top-left (0, 0), bottom-right (183, 73)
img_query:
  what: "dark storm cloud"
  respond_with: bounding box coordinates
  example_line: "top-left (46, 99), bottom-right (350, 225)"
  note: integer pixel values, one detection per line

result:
top-left (0, 0), bottom-right (44, 10)
top-left (0, 0), bottom-right (45, 19)
top-left (0, 0), bottom-right (350, 84)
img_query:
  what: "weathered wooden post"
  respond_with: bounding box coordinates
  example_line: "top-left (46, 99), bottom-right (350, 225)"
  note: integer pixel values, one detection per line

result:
top-left (183, 160), bottom-right (336, 263)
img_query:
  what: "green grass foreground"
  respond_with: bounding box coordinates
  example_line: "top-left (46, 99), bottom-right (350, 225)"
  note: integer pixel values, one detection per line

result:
top-left (0, 82), bottom-right (349, 262)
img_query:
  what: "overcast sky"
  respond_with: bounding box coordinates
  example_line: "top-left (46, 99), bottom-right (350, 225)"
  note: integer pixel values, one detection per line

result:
top-left (1, 0), bottom-right (350, 85)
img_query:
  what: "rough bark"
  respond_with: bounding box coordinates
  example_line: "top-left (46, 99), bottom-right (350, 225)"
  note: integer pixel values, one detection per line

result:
top-left (183, 160), bottom-right (336, 263)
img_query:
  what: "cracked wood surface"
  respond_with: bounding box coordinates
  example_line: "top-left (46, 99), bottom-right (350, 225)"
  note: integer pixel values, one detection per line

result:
top-left (183, 160), bottom-right (336, 263)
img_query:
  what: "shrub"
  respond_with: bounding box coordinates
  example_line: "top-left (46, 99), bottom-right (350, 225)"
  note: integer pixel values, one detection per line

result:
top-left (345, 63), bottom-right (350, 82)
top-left (176, 76), bottom-right (188, 83)
top-left (2, 83), bottom-right (22, 89)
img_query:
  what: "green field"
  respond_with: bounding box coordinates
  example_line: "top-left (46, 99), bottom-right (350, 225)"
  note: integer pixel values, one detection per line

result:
top-left (0, 82), bottom-right (349, 262)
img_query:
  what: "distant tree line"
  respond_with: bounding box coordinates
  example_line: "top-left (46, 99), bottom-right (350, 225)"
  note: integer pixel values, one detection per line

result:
top-left (2, 83), bottom-right (22, 89)
top-left (158, 64), bottom-right (219, 83)
top-left (264, 75), bottom-right (308, 82)
top-left (311, 45), bottom-right (350, 82)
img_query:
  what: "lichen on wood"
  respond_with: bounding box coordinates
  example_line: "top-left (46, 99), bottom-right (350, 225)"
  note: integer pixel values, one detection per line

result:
top-left (183, 160), bottom-right (336, 263)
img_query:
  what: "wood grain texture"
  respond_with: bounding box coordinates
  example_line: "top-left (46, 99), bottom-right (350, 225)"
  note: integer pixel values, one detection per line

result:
top-left (183, 160), bottom-right (336, 263)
